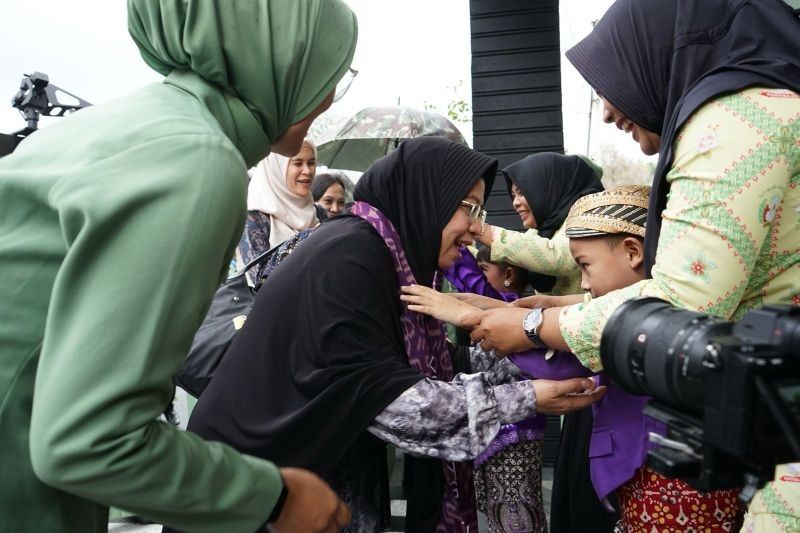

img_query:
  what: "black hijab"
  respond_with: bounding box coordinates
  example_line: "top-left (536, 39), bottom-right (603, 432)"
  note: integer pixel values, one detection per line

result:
top-left (502, 153), bottom-right (604, 292)
top-left (355, 137), bottom-right (497, 287)
top-left (566, 0), bottom-right (800, 274)
top-left (187, 137), bottom-right (496, 479)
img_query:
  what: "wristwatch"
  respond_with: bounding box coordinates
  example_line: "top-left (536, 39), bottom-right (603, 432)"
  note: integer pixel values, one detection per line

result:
top-left (522, 308), bottom-right (545, 348)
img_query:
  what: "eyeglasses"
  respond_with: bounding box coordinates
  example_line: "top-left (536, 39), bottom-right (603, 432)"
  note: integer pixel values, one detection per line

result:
top-left (461, 200), bottom-right (487, 225)
top-left (333, 68), bottom-right (358, 103)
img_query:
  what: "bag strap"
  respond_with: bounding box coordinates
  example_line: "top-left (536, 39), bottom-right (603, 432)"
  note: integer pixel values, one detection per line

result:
top-left (233, 242), bottom-right (283, 278)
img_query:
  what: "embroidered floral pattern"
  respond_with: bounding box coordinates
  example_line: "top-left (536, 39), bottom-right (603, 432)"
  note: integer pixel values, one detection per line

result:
top-left (696, 132), bottom-right (719, 154)
top-left (759, 194), bottom-right (781, 226)
top-left (684, 251), bottom-right (718, 284)
top-left (780, 292), bottom-right (800, 306)
top-left (769, 126), bottom-right (798, 155)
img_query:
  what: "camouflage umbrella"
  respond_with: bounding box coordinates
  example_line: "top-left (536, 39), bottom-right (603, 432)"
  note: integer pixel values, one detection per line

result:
top-left (316, 106), bottom-right (468, 172)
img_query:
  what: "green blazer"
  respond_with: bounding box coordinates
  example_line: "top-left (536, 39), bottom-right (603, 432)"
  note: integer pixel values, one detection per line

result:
top-left (0, 81), bottom-right (281, 532)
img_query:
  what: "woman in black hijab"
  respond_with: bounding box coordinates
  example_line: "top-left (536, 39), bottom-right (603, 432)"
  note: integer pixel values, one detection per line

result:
top-left (476, 153), bottom-right (604, 294)
top-left (565, 0), bottom-right (800, 273)
top-left (187, 137), bottom-right (605, 532)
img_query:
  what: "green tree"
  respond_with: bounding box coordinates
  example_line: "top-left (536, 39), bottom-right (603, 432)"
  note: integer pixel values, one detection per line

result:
top-left (424, 80), bottom-right (472, 123)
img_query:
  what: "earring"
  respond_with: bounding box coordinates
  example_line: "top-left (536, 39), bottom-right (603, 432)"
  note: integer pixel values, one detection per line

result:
top-left (503, 280), bottom-right (511, 287)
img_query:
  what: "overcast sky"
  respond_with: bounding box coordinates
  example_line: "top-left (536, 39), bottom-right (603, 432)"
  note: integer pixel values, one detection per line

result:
top-left (0, 0), bottom-right (653, 163)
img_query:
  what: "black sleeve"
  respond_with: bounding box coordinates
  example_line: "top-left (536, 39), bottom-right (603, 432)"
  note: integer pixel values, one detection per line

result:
top-left (448, 343), bottom-right (472, 374)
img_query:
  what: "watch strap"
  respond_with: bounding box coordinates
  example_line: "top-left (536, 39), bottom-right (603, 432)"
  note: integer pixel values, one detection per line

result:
top-left (267, 474), bottom-right (289, 523)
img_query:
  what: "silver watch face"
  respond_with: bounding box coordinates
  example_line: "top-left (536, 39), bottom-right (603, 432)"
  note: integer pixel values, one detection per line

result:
top-left (523, 308), bottom-right (542, 333)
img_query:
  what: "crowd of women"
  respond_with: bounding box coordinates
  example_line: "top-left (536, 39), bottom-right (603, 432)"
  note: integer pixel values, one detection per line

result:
top-left (0, 0), bottom-right (797, 532)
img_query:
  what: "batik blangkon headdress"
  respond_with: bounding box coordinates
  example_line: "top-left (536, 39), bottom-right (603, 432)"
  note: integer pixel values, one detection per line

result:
top-left (565, 185), bottom-right (650, 239)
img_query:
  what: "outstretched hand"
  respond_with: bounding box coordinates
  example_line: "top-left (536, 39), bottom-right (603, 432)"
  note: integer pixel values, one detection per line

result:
top-left (400, 285), bottom-right (483, 328)
top-left (533, 378), bottom-right (606, 415)
top-left (469, 306), bottom-right (535, 354)
top-left (450, 292), bottom-right (509, 310)
top-left (511, 293), bottom-right (585, 309)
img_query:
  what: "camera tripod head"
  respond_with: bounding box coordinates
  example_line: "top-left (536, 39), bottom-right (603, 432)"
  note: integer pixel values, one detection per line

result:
top-left (1, 72), bottom-right (91, 157)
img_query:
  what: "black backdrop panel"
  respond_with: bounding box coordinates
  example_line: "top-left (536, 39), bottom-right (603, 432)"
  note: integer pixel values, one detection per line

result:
top-left (470, 0), bottom-right (564, 232)
top-left (470, 0), bottom-right (564, 467)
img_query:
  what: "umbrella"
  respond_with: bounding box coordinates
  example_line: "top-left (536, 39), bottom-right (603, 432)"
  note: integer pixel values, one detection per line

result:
top-left (316, 106), bottom-right (467, 172)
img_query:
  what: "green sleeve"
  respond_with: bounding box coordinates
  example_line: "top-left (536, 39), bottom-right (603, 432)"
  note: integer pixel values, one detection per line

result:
top-left (29, 134), bottom-right (282, 532)
top-left (490, 225), bottom-right (578, 277)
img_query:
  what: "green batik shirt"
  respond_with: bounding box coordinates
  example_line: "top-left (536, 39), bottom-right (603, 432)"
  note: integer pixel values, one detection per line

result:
top-left (0, 83), bottom-right (282, 532)
top-left (559, 87), bottom-right (800, 372)
top-left (490, 223), bottom-right (583, 296)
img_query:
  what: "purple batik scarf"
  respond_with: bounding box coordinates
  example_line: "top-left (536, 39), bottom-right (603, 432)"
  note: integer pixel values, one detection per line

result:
top-left (351, 201), bottom-right (477, 532)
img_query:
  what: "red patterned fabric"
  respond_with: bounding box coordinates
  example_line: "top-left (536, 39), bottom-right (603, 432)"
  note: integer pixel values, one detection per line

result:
top-left (616, 467), bottom-right (744, 532)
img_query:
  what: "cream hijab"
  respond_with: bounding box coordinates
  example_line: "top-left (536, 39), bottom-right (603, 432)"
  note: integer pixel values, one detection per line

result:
top-left (247, 140), bottom-right (319, 248)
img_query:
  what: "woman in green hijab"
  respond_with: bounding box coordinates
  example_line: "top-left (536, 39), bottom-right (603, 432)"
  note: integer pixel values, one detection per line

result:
top-left (0, 1), bottom-right (356, 532)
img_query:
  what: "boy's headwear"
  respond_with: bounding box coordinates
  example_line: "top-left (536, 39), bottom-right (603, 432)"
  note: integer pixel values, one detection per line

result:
top-left (565, 185), bottom-right (650, 239)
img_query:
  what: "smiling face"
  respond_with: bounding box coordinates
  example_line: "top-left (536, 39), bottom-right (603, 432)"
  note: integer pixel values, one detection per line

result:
top-left (438, 179), bottom-right (486, 270)
top-left (318, 182), bottom-right (346, 217)
top-left (511, 184), bottom-right (537, 229)
top-left (285, 144), bottom-right (317, 197)
top-left (569, 235), bottom-right (645, 298)
top-left (601, 98), bottom-right (662, 156)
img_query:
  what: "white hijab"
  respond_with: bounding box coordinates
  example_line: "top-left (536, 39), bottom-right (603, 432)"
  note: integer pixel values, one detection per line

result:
top-left (247, 140), bottom-right (318, 248)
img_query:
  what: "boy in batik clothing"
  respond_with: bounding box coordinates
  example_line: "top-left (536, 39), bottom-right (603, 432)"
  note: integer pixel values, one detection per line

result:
top-left (562, 185), bottom-right (744, 532)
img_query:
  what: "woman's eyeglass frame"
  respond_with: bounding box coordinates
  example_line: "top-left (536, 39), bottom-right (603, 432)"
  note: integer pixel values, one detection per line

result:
top-left (461, 200), bottom-right (487, 225)
top-left (333, 68), bottom-right (358, 103)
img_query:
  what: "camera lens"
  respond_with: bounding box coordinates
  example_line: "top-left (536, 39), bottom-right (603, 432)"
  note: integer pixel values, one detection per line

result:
top-left (600, 298), bottom-right (730, 413)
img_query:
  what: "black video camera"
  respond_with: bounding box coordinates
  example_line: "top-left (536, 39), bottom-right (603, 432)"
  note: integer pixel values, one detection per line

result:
top-left (601, 297), bottom-right (800, 500)
top-left (0, 72), bottom-right (91, 158)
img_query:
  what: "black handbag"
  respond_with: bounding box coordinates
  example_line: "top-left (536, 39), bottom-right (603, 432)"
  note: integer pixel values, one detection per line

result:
top-left (174, 244), bottom-right (280, 398)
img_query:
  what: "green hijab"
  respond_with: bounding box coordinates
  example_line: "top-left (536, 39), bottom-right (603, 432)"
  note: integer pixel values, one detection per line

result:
top-left (128, 0), bottom-right (358, 167)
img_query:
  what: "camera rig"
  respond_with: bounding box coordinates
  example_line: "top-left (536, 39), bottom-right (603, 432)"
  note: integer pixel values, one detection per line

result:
top-left (601, 298), bottom-right (800, 502)
top-left (0, 72), bottom-right (91, 157)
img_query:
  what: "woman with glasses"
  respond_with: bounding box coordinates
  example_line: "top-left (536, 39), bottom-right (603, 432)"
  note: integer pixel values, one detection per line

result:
top-left (186, 137), bottom-right (607, 532)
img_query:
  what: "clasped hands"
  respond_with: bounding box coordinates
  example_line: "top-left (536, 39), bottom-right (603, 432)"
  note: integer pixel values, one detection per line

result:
top-left (400, 285), bottom-right (605, 414)
top-left (400, 285), bottom-right (577, 353)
